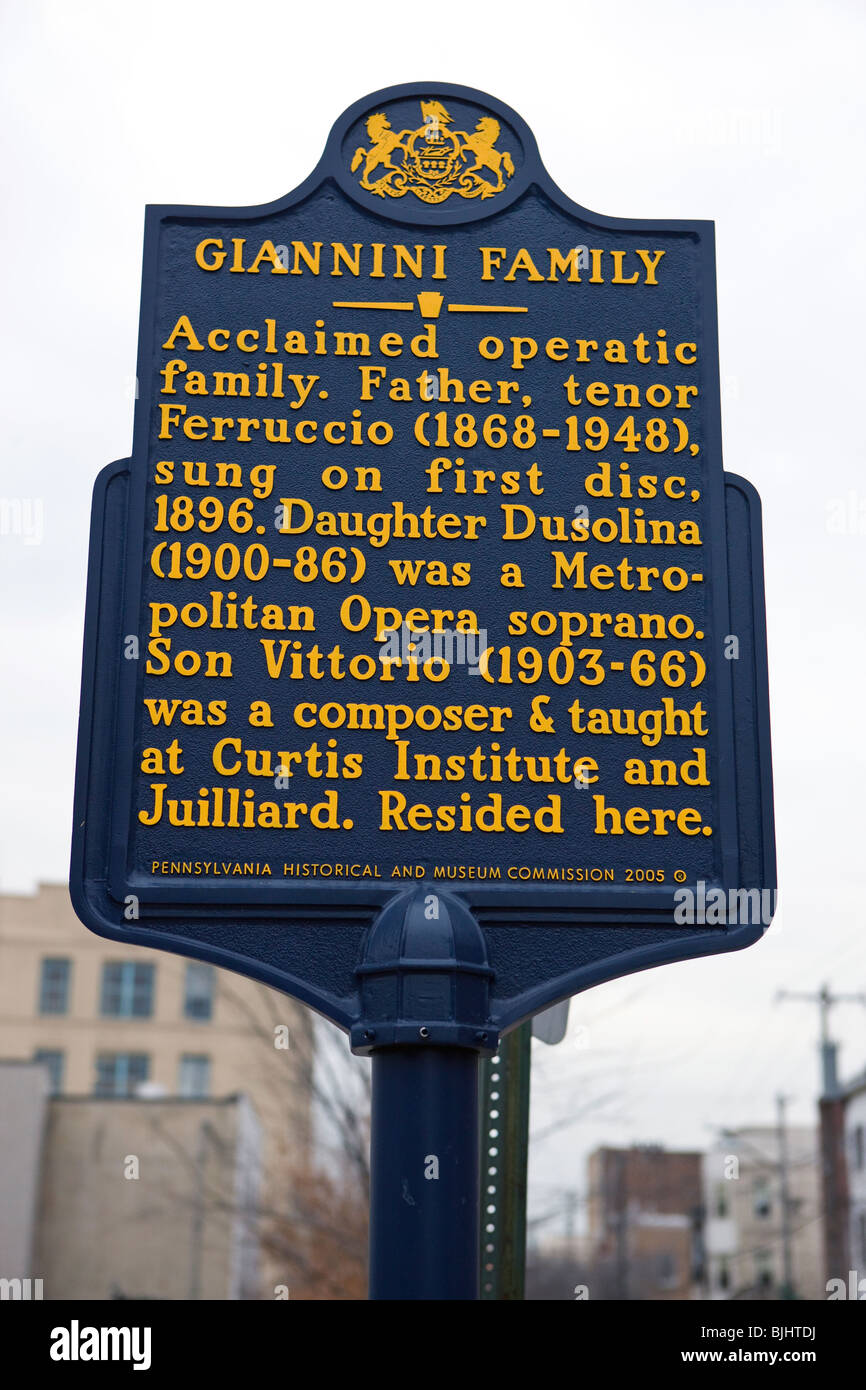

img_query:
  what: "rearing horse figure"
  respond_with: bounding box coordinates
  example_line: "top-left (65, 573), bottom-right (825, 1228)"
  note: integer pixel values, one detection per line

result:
top-left (460, 118), bottom-right (515, 192)
top-left (351, 114), bottom-right (411, 192)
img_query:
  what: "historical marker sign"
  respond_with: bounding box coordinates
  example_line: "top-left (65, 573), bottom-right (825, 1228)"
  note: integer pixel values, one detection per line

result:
top-left (71, 83), bottom-right (775, 1035)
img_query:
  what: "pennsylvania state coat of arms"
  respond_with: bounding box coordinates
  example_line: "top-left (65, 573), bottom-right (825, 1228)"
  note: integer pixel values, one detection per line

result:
top-left (350, 99), bottom-right (516, 203)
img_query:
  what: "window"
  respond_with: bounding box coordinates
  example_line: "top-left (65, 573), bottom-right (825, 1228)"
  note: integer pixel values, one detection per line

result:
top-left (753, 1176), bottom-right (772, 1219)
top-left (94, 1052), bottom-right (149, 1097)
top-left (178, 1055), bottom-right (211, 1099)
top-left (183, 963), bottom-right (214, 1021)
top-left (38, 958), bottom-right (70, 1015)
top-left (100, 962), bottom-right (154, 1018)
top-left (755, 1250), bottom-right (773, 1289)
top-left (33, 1049), bottom-right (64, 1094)
top-left (655, 1251), bottom-right (677, 1290)
top-left (860, 1211), bottom-right (866, 1267)
top-left (715, 1184), bottom-right (729, 1219)
top-left (854, 1125), bottom-right (865, 1172)
top-left (717, 1260), bottom-right (730, 1291)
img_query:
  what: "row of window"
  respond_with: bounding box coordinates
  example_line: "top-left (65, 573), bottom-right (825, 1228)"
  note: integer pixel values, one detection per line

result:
top-left (715, 1252), bottom-right (774, 1292)
top-left (714, 1174), bottom-right (775, 1221)
top-left (38, 959), bottom-right (214, 1020)
top-left (33, 1049), bottom-right (211, 1098)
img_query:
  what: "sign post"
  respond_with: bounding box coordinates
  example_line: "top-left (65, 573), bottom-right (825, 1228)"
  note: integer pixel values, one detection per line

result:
top-left (480, 1022), bottom-right (532, 1299)
top-left (370, 1045), bottom-right (481, 1299)
top-left (71, 81), bottom-right (775, 1300)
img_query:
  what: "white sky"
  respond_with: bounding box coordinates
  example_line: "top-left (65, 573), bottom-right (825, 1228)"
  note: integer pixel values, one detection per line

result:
top-left (2, 0), bottom-right (865, 1236)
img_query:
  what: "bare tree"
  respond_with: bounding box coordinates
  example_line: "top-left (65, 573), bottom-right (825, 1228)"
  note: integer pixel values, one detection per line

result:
top-left (215, 977), bottom-right (371, 1299)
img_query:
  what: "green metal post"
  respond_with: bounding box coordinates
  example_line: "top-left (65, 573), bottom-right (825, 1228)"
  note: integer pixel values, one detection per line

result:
top-left (479, 1020), bottom-right (532, 1299)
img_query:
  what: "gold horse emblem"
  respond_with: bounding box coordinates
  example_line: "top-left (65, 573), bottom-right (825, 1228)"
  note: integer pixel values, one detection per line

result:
top-left (460, 118), bottom-right (515, 192)
top-left (350, 101), bottom-right (516, 203)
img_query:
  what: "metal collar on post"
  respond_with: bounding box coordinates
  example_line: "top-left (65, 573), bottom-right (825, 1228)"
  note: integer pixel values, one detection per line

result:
top-left (351, 884), bottom-right (497, 1056)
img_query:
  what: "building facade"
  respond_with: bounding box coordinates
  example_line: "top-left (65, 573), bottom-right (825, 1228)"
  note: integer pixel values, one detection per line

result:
top-left (845, 1082), bottom-right (866, 1277)
top-left (587, 1145), bottom-right (704, 1299)
top-left (820, 1063), bottom-right (866, 1287)
top-left (703, 1125), bottom-right (823, 1299)
top-left (0, 882), bottom-right (315, 1294)
top-left (0, 883), bottom-right (310, 1114)
top-left (0, 1060), bottom-right (261, 1300)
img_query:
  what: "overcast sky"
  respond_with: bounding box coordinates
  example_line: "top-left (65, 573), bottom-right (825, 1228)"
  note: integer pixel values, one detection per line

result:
top-left (2, 0), bottom-right (865, 1236)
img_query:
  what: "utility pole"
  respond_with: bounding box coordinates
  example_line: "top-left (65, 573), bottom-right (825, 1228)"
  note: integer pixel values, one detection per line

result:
top-left (775, 983), bottom-right (866, 1289)
top-left (776, 983), bottom-right (866, 1095)
top-left (614, 1149), bottom-right (629, 1301)
top-left (564, 1189), bottom-right (579, 1244)
top-left (776, 1094), bottom-right (795, 1299)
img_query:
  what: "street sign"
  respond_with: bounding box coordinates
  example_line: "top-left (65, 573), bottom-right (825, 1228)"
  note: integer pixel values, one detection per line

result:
top-left (532, 1000), bottom-right (570, 1045)
top-left (71, 82), bottom-right (775, 1038)
top-left (70, 80), bottom-right (775, 1299)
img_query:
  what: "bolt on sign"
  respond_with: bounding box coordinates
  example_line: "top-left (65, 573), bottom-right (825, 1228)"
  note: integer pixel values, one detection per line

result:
top-left (71, 83), bottom-right (775, 1033)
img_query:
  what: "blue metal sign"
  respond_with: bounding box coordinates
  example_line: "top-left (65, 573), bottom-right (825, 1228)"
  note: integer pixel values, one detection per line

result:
top-left (71, 82), bottom-right (775, 1042)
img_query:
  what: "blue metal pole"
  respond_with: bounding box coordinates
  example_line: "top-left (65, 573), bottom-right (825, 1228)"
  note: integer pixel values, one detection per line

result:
top-left (369, 1045), bottom-right (480, 1300)
top-left (352, 885), bottom-right (494, 1300)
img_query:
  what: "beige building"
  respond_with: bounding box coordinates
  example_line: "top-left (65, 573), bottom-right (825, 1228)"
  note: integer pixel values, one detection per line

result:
top-left (38, 1094), bottom-right (263, 1300)
top-left (0, 1061), bottom-right (261, 1300)
top-left (704, 1125), bottom-right (824, 1299)
top-left (0, 882), bottom-right (315, 1294)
